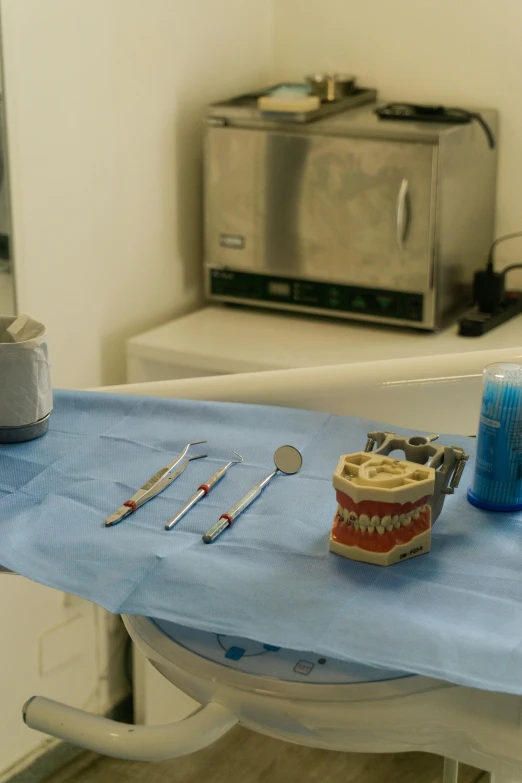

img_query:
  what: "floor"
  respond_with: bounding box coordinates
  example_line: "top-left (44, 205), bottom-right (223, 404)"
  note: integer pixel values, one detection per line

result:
top-left (43, 726), bottom-right (489, 783)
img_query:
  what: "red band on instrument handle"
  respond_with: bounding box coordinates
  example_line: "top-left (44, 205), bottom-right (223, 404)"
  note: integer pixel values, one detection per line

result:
top-left (124, 501), bottom-right (137, 512)
top-left (220, 513), bottom-right (234, 527)
top-left (198, 484), bottom-right (210, 495)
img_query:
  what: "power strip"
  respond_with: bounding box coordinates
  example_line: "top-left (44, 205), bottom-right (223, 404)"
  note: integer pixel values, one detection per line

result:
top-left (458, 292), bottom-right (522, 336)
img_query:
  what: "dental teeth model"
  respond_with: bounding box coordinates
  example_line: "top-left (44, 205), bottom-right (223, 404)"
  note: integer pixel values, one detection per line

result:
top-left (329, 431), bottom-right (469, 566)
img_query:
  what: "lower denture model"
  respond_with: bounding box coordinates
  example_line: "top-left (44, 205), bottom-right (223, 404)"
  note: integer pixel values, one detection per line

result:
top-left (329, 431), bottom-right (469, 566)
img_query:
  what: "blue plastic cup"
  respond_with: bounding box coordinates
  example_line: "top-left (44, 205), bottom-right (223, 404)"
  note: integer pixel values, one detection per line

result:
top-left (468, 362), bottom-right (522, 512)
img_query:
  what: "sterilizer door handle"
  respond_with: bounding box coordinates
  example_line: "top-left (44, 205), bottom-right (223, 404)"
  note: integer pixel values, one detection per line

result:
top-left (396, 178), bottom-right (410, 251)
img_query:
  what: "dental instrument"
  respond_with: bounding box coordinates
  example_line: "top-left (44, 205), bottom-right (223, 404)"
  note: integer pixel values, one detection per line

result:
top-left (106, 442), bottom-right (207, 527)
top-left (202, 445), bottom-right (302, 543)
top-left (165, 452), bottom-right (243, 530)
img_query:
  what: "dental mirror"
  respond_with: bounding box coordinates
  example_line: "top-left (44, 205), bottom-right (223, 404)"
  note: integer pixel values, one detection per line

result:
top-left (202, 445), bottom-right (303, 543)
top-left (274, 445), bottom-right (303, 475)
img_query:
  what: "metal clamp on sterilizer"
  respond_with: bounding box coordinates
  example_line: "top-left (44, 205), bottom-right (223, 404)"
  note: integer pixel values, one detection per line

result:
top-left (329, 431), bottom-right (469, 566)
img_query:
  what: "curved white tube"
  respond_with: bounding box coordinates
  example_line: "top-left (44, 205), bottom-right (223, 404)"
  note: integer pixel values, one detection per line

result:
top-left (98, 346), bottom-right (522, 405)
top-left (23, 697), bottom-right (238, 761)
top-left (95, 345), bottom-right (522, 436)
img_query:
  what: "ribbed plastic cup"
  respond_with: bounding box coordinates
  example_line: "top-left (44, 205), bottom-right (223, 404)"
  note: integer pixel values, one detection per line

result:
top-left (468, 362), bottom-right (522, 511)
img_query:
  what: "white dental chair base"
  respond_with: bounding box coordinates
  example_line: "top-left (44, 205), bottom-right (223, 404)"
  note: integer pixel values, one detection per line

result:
top-left (22, 612), bottom-right (522, 781)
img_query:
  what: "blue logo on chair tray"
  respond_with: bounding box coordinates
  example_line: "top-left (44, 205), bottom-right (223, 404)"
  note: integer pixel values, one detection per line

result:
top-left (218, 635), bottom-right (280, 661)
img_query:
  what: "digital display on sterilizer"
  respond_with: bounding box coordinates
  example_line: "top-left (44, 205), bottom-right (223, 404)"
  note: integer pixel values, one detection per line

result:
top-left (268, 281), bottom-right (291, 297)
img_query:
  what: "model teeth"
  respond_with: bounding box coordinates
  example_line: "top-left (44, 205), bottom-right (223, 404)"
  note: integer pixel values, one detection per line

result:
top-left (336, 505), bottom-right (429, 532)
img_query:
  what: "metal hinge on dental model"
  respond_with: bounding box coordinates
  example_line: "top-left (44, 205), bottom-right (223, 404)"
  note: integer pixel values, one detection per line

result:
top-left (364, 431), bottom-right (469, 523)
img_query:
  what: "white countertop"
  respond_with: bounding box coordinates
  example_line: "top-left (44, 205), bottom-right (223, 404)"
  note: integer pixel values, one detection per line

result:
top-left (126, 306), bottom-right (522, 376)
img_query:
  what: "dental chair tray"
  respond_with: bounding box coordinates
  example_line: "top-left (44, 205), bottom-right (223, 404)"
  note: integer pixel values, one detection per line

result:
top-left (1, 390), bottom-right (521, 695)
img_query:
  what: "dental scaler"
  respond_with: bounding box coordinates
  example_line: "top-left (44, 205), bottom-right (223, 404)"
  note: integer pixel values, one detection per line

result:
top-left (329, 432), bottom-right (469, 566)
top-left (165, 453), bottom-right (243, 530)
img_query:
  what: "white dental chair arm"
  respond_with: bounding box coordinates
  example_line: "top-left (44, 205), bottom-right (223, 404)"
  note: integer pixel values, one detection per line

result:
top-left (23, 697), bottom-right (237, 761)
top-left (99, 346), bottom-right (522, 435)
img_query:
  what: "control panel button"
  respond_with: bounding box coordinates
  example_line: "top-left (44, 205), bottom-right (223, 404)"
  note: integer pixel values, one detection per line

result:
top-left (263, 644), bottom-right (280, 652)
top-left (376, 295), bottom-right (393, 310)
top-left (293, 660), bottom-right (314, 675)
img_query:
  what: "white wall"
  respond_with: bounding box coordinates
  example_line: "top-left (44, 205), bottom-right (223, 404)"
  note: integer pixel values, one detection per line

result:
top-left (273, 0), bottom-right (522, 284)
top-left (1, 0), bottom-right (272, 387)
top-left (0, 3), bottom-right (271, 775)
top-left (3, 0), bottom-right (520, 390)
top-left (0, 267), bottom-right (12, 312)
top-left (2, 0), bottom-right (521, 388)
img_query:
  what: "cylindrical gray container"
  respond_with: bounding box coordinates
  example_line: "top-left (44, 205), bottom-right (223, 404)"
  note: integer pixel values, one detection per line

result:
top-left (0, 315), bottom-right (52, 443)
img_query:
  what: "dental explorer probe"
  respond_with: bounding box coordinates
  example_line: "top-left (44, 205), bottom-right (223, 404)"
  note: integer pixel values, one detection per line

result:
top-left (165, 453), bottom-right (243, 530)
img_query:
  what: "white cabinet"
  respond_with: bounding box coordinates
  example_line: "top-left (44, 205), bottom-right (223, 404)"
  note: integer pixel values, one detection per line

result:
top-left (0, 578), bottom-right (127, 776)
top-left (126, 305), bottom-right (522, 385)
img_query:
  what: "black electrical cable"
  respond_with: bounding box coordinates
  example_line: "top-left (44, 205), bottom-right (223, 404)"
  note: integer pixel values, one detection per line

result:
top-left (471, 112), bottom-right (496, 150)
top-left (487, 231), bottom-right (522, 271)
top-left (473, 232), bottom-right (522, 313)
top-left (461, 232), bottom-right (522, 330)
top-left (446, 108), bottom-right (496, 150)
top-left (374, 103), bottom-right (496, 149)
top-left (502, 264), bottom-right (522, 277)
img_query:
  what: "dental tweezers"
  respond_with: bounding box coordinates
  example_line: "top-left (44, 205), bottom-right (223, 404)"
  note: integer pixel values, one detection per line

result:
top-left (105, 442), bottom-right (207, 527)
